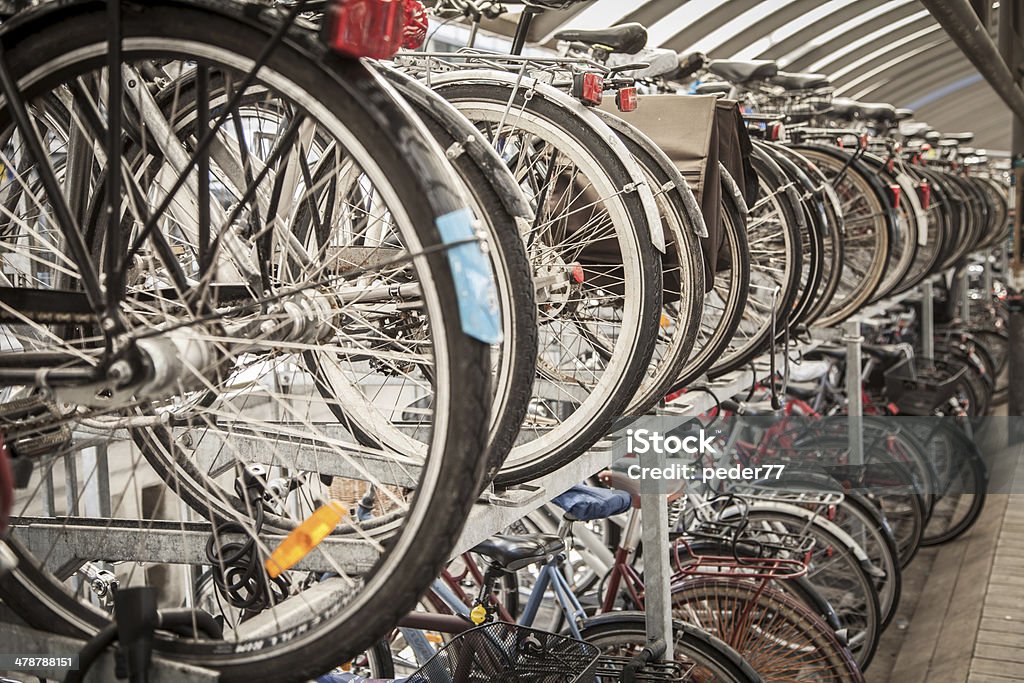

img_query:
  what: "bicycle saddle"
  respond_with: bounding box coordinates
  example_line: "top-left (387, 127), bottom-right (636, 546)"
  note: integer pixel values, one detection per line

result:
top-left (900, 121), bottom-right (932, 138)
top-left (770, 71), bottom-right (830, 91)
top-left (830, 98), bottom-right (897, 122)
top-left (946, 131), bottom-right (975, 143)
top-left (552, 23), bottom-right (648, 55)
top-left (784, 381), bottom-right (820, 401)
top-left (862, 344), bottom-right (908, 364)
top-left (894, 107), bottom-right (915, 120)
top-left (707, 59), bottom-right (778, 83)
top-left (695, 81), bottom-right (732, 95)
top-left (472, 534), bottom-right (564, 571)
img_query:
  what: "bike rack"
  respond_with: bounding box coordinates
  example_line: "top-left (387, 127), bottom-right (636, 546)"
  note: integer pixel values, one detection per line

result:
top-left (1, 247), bottom-right (1000, 677)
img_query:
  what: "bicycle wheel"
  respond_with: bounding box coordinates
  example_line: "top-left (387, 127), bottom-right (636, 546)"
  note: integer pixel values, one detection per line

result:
top-left (593, 110), bottom-right (705, 414)
top-left (579, 611), bottom-right (762, 683)
top-left (889, 166), bottom-right (944, 296)
top-left (755, 141), bottom-right (823, 330)
top-left (746, 473), bottom-right (902, 629)
top-left (672, 576), bottom-right (863, 682)
top-left (709, 146), bottom-right (803, 377)
top-left (862, 159), bottom-right (919, 303)
top-left (769, 145), bottom-right (845, 326)
top-left (912, 420), bottom-right (988, 545)
top-left (672, 167), bottom-right (751, 391)
top-left (0, 3), bottom-right (493, 680)
top-left (429, 71), bottom-right (663, 485)
top-left (373, 64), bottom-right (538, 487)
top-left (739, 507), bottom-right (881, 670)
top-left (792, 146), bottom-right (890, 326)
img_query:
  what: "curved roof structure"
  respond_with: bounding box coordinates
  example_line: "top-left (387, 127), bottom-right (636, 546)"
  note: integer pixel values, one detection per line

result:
top-left (476, 0), bottom-right (1011, 149)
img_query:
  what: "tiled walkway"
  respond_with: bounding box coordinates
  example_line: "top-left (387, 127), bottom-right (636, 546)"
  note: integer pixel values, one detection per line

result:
top-left (874, 432), bottom-right (1024, 683)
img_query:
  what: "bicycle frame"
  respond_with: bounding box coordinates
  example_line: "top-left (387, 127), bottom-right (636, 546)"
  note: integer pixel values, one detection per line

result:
top-left (394, 550), bottom-right (588, 670)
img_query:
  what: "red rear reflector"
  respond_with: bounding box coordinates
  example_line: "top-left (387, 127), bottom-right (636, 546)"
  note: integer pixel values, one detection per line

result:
top-left (402, 0), bottom-right (428, 50)
top-left (573, 73), bottom-right (604, 106)
top-left (616, 86), bottom-right (638, 112)
top-left (888, 183), bottom-right (901, 209)
top-left (326, 0), bottom-right (406, 60)
top-left (917, 181), bottom-right (931, 210)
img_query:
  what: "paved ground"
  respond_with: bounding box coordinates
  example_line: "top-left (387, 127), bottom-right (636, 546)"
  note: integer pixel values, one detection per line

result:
top-left (871, 422), bottom-right (1024, 683)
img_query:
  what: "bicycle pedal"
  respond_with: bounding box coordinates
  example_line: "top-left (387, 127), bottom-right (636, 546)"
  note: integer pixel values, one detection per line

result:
top-left (10, 425), bottom-right (72, 459)
top-left (0, 394), bottom-right (54, 422)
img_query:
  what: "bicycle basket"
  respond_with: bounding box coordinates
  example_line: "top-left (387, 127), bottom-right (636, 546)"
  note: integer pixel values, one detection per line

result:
top-left (883, 357), bottom-right (967, 415)
top-left (409, 622), bottom-right (600, 682)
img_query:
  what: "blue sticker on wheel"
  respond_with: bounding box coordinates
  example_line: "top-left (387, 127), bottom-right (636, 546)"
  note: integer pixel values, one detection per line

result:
top-left (436, 208), bottom-right (503, 345)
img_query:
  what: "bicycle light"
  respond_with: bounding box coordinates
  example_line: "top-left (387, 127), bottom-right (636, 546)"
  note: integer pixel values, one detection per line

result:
top-left (325, 0), bottom-right (409, 60)
top-left (265, 500), bottom-right (347, 579)
top-left (573, 72), bottom-right (604, 106)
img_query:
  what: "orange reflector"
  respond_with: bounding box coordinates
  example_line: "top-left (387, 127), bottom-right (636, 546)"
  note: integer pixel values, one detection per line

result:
top-left (660, 314), bottom-right (671, 329)
top-left (426, 633), bottom-right (444, 644)
top-left (265, 500), bottom-right (347, 579)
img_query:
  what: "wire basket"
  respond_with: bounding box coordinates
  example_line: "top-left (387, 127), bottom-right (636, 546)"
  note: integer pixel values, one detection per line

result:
top-left (883, 357), bottom-right (968, 415)
top-left (409, 623), bottom-right (600, 682)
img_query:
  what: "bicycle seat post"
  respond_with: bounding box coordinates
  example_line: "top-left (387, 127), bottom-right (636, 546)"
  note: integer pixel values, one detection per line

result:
top-left (557, 512), bottom-right (577, 546)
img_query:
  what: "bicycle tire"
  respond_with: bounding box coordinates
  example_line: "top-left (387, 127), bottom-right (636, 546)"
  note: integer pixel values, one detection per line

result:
top-left (671, 576), bottom-right (864, 682)
top-left (430, 72), bottom-right (663, 486)
top-left (578, 611), bottom-right (763, 683)
top-left (0, 3), bottom-right (492, 681)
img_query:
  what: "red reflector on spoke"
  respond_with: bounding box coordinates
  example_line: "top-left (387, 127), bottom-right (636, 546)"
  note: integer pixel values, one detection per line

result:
top-left (616, 86), bottom-right (638, 112)
top-left (326, 0), bottom-right (407, 60)
top-left (573, 72), bottom-right (604, 106)
top-left (571, 263), bottom-right (585, 284)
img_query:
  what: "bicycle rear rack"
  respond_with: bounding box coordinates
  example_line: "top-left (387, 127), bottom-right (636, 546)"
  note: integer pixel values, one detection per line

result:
top-left (596, 655), bottom-right (694, 682)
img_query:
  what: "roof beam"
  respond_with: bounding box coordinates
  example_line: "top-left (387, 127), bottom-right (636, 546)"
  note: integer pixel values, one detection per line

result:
top-left (852, 52), bottom-right (973, 101)
top-left (783, 0), bottom-right (918, 69)
top-left (757, 0), bottom-right (888, 60)
top-left (714, 0), bottom-right (824, 57)
top-left (858, 54), bottom-right (975, 102)
top-left (919, 0), bottom-right (1024, 120)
